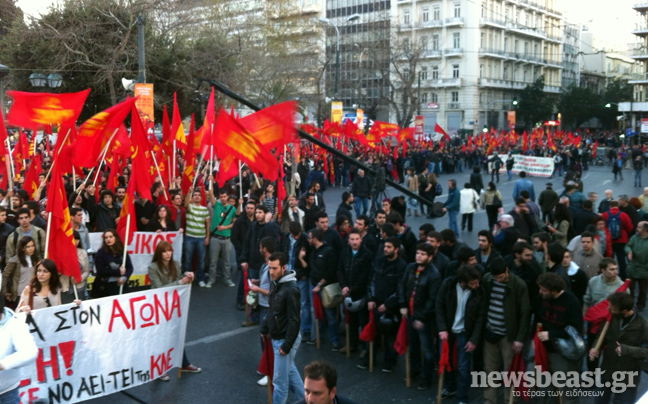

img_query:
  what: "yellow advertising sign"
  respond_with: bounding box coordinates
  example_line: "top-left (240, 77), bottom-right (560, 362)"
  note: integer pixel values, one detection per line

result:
top-left (134, 83), bottom-right (154, 126)
top-left (355, 108), bottom-right (364, 129)
top-left (331, 101), bottom-right (343, 124)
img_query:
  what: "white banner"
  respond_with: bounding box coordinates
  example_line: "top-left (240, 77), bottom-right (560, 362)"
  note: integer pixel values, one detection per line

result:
top-left (17, 285), bottom-right (191, 403)
top-left (488, 154), bottom-right (554, 178)
top-left (88, 232), bottom-right (183, 288)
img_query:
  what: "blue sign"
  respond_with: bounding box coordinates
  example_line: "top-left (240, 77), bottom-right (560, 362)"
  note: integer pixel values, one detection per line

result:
top-left (626, 128), bottom-right (638, 137)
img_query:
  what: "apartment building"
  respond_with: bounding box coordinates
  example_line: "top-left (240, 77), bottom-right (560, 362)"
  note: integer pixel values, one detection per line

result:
top-left (391, 0), bottom-right (563, 133)
top-left (619, 3), bottom-right (648, 133)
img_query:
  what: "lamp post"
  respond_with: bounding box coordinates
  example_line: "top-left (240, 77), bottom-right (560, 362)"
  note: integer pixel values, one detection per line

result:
top-left (0, 64), bottom-right (9, 118)
top-left (29, 72), bottom-right (63, 88)
top-left (319, 13), bottom-right (361, 98)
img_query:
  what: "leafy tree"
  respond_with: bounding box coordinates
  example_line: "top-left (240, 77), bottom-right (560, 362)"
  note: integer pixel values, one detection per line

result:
top-left (601, 78), bottom-right (633, 129)
top-left (558, 85), bottom-right (602, 130)
top-left (517, 76), bottom-right (555, 129)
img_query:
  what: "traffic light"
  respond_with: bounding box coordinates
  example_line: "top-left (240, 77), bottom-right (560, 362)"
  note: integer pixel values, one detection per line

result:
top-left (512, 99), bottom-right (518, 106)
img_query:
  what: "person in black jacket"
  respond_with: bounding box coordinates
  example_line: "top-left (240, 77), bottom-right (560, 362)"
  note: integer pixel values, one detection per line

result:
top-left (350, 169), bottom-right (371, 216)
top-left (475, 230), bottom-right (500, 271)
top-left (338, 229), bottom-right (373, 354)
top-left (398, 243), bottom-right (442, 389)
top-left (300, 229), bottom-right (340, 350)
top-left (313, 211), bottom-right (343, 255)
top-left (469, 166), bottom-right (484, 195)
top-left (260, 252), bottom-right (304, 404)
top-left (505, 242), bottom-right (541, 306)
top-left (426, 231), bottom-right (450, 277)
top-left (0, 207), bottom-right (15, 269)
top-left (281, 221), bottom-right (312, 342)
top-left (387, 212), bottom-right (418, 262)
top-left (545, 243), bottom-right (572, 292)
top-left (336, 192), bottom-right (354, 222)
top-left (436, 265), bottom-right (485, 402)
top-left (296, 360), bottom-right (358, 404)
top-left (362, 237), bottom-right (407, 371)
top-left (232, 201), bottom-right (256, 310)
top-left (93, 190), bottom-right (120, 232)
top-left (443, 246), bottom-right (485, 279)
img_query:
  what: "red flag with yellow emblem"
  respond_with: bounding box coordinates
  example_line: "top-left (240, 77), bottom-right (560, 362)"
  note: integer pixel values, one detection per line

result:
top-left (239, 101), bottom-right (296, 149)
top-left (128, 105), bottom-right (153, 201)
top-left (6, 89), bottom-right (89, 128)
top-left (116, 179), bottom-right (137, 247)
top-left (45, 161), bottom-right (81, 283)
top-left (213, 108), bottom-right (279, 182)
top-left (23, 152), bottom-right (42, 198)
top-left (75, 97), bottom-right (137, 168)
top-left (181, 115), bottom-right (196, 195)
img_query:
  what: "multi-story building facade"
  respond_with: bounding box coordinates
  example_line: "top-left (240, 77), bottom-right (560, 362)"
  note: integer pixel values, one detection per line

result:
top-left (562, 21), bottom-right (580, 89)
top-left (389, 0), bottom-right (563, 133)
top-left (619, 3), bottom-right (648, 133)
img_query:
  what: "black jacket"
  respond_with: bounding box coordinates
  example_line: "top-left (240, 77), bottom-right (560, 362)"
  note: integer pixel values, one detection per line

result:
top-left (398, 262), bottom-right (441, 324)
top-left (231, 215), bottom-right (253, 259)
top-left (309, 243), bottom-right (338, 286)
top-left (260, 271), bottom-right (300, 353)
top-left (0, 222), bottom-right (15, 264)
top-left (436, 276), bottom-right (486, 345)
top-left (505, 255), bottom-right (541, 306)
top-left (573, 209), bottom-right (598, 235)
top-left (240, 221), bottom-right (280, 270)
top-left (474, 248), bottom-right (501, 271)
top-left (442, 261), bottom-right (485, 279)
top-left (280, 232), bottom-right (309, 279)
top-left (397, 227), bottom-right (418, 262)
top-left (368, 255), bottom-right (407, 312)
top-left (94, 202), bottom-right (120, 232)
top-left (351, 175), bottom-right (372, 198)
top-left (469, 173), bottom-right (484, 194)
top-left (337, 245), bottom-right (373, 300)
top-left (336, 203), bottom-right (353, 221)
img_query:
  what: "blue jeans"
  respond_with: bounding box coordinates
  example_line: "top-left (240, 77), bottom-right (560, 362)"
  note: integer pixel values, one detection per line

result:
top-left (297, 279), bottom-right (312, 334)
top-left (311, 285), bottom-right (339, 345)
top-left (456, 159), bottom-right (463, 173)
top-left (354, 197), bottom-right (369, 217)
top-left (635, 169), bottom-right (642, 186)
top-left (448, 210), bottom-right (459, 235)
top-left (271, 335), bottom-right (304, 404)
top-left (444, 332), bottom-right (472, 402)
top-left (409, 317), bottom-right (436, 380)
top-left (0, 388), bottom-right (18, 404)
top-left (183, 236), bottom-right (206, 282)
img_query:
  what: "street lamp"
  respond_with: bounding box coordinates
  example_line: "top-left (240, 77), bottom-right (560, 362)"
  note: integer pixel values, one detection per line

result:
top-left (0, 64), bottom-right (9, 118)
top-left (29, 72), bottom-right (62, 88)
top-left (319, 13), bottom-right (361, 98)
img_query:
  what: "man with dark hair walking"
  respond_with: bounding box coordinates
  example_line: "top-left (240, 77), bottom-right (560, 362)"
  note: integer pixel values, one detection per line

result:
top-left (296, 360), bottom-right (357, 404)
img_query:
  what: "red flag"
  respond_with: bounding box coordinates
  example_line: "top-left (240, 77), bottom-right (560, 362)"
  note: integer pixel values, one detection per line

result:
top-left (160, 104), bottom-right (172, 156)
top-left (0, 109), bottom-right (9, 156)
top-left (584, 279), bottom-right (631, 333)
top-left (438, 339), bottom-right (452, 374)
top-left (393, 318), bottom-right (408, 355)
top-left (592, 140), bottom-right (598, 158)
top-left (181, 115), bottom-right (196, 195)
top-left (106, 155), bottom-right (120, 193)
top-left (239, 101), bottom-right (297, 149)
top-left (216, 156), bottom-right (241, 184)
top-left (434, 123), bottom-right (451, 145)
top-left (75, 97), bottom-right (137, 168)
top-left (359, 311), bottom-right (377, 342)
top-left (23, 152), bottom-right (42, 198)
top-left (0, 155), bottom-right (8, 190)
top-left (129, 106), bottom-right (154, 201)
top-left (11, 129), bottom-right (28, 173)
top-left (397, 127), bottom-right (415, 143)
top-left (45, 162), bottom-right (81, 282)
top-left (533, 325), bottom-right (549, 372)
top-left (243, 268), bottom-right (250, 297)
top-left (312, 292), bottom-right (324, 320)
top-left (508, 353), bottom-right (529, 402)
top-left (257, 337), bottom-right (275, 387)
top-left (171, 93), bottom-right (187, 150)
top-left (116, 179), bottom-right (137, 246)
top-left (199, 87), bottom-right (215, 157)
top-left (213, 108), bottom-right (279, 182)
top-left (6, 89), bottom-right (89, 128)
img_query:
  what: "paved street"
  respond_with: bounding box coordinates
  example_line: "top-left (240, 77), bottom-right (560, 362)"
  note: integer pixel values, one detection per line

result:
top-left (87, 163), bottom-right (648, 404)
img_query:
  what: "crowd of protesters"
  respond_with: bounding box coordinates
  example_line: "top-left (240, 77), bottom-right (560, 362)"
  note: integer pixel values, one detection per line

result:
top-left (2, 129), bottom-right (648, 404)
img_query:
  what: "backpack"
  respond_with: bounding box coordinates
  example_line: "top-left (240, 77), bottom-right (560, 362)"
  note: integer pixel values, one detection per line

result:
top-left (606, 211), bottom-right (622, 240)
top-left (434, 182), bottom-right (443, 196)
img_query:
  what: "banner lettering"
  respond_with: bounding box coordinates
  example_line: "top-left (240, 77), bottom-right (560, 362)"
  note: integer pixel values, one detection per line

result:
top-left (488, 154), bottom-right (554, 178)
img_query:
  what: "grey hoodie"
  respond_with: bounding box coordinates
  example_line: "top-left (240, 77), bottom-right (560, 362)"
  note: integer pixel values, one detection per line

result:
top-left (0, 307), bottom-right (38, 395)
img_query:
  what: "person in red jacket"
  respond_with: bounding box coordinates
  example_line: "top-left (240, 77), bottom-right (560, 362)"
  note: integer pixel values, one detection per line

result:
top-left (593, 217), bottom-right (613, 258)
top-left (600, 201), bottom-right (634, 279)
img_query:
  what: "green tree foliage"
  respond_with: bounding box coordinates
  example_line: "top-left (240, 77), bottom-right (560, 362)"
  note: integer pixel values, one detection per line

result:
top-left (517, 76), bottom-right (555, 129)
top-left (558, 85), bottom-right (601, 130)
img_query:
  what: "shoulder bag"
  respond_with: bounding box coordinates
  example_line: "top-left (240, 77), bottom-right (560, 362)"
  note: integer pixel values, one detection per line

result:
top-left (321, 282), bottom-right (343, 308)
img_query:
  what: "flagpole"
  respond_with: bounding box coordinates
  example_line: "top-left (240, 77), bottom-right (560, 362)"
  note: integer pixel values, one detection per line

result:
top-left (172, 139), bottom-right (176, 189)
top-left (93, 129), bottom-right (119, 186)
top-left (41, 129), bottom-right (71, 184)
top-left (238, 160), bottom-right (243, 199)
top-left (149, 148), bottom-right (170, 201)
top-left (119, 214), bottom-right (131, 295)
top-left (590, 320), bottom-right (610, 361)
top-left (6, 139), bottom-right (15, 187)
top-left (191, 155), bottom-right (204, 189)
top-left (72, 166), bottom-right (76, 192)
top-left (44, 210), bottom-right (53, 259)
top-left (210, 145), bottom-right (214, 175)
top-left (77, 167), bottom-right (95, 195)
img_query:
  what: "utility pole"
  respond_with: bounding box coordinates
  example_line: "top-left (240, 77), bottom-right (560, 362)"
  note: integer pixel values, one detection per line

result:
top-left (137, 15), bottom-right (146, 83)
top-left (417, 72), bottom-right (422, 116)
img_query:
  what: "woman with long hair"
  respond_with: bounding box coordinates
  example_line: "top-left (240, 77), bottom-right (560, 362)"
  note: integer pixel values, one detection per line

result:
top-left (148, 241), bottom-right (201, 381)
top-left (147, 205), bottom-right (177, 232)
top-left (16, 259), bottom-right (63, 312)
top-left (481, 181), bottom-right (503, 230)
top-left (93, 229), bottom-right (133, 297)
top-left (424, 172), bottom-right (438, 218)
top-left (547, 203), bottom-right (572, 247)
top-left (60, 230), bottom-right (91, 303)
top-left (1, 237), bottom-right (39, 309)
top-left (334, 215), bottom-right (350, 243)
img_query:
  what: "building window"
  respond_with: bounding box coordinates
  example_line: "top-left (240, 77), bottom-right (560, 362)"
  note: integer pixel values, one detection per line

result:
top-left (480, 64), bottom-right (484, 78)
top-left (451, 91), bottom-right (459, 102)
top-left (403, 9), bottom-right (410, 24)
top-left (481, 33), bottom-right (485, 48)
top-left (523, 67), bottom-right (529, 82)
top-left (420, 67), bottom-right (428, 80)
top-left (431, 93), bottom-right (438, 103)
top-left (504, 6), bottom-right (510, 21)
top-left (454, 3), bottom-right (460, 18)
top-left (503, 65), bottom-right (509, 80)
top-left (433, 6), bottom-right (440, 20)
top-left (403, 37), bottom-right (410, 52)
top-left (421, 36), bottom-right (428, 51)
top-left (504, 37), bottom-right (509, 52)
top-left (453, 32), bottom-right (460, 49)
top-left (422, 7), bottom-right (429, 22)
top-left (432, 66), bottom-right (439, 79)
top-left (453, 64), bottom-right (459, 78)
top-left (481, 4), bottom-right (485, 18)
top-left (432, 34), bottom-right (439, 51)
top-left (524, 42), bottom-right (529, 55)
top-left (421, 92), bottom-right (428, 103)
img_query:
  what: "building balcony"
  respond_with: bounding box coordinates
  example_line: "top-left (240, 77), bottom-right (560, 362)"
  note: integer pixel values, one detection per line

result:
top-left (420, 50), bottom-right (442, 59)
top-left (425, 78), bottom-right (462, 88)
top-left (444, 48), bottom-right (463, 57)
top-left (419, 19), bottom-right (443, 29)
top-left (478, 78), bottom-right (527, 90)
top-left (634, 3), bottom-right (648, 11)
top-left (479, 17), bottom-right (506, 29)
top-left (479, 48), bottom-right (509, 59)
top-left (508, 23), bottom-right (547, 40)
top-left (630, 48), bottom-right (648, 60)
top-left (396, 0), bottom-right (412, 3)
top-left (447, 102), bottom-right (461, 110)
top-left (267, 3), bottom-right (321, 19)
top-left (543, 85), bottom-right (561, 93)
top-left (632, 23), bottom-right (648, 37)
top-left (629, 73), bottom-right (648, 84)
top-left (444, 17), bottom-right (464, 27)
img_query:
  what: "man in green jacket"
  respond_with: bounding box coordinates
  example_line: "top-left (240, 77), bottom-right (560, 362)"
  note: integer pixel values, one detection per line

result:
top-left (625, 221), bottom-right (648, 311)
top-left (481, 257), bottom-right (530, 404)
top-left (589, 292), bottom-right (648, 404)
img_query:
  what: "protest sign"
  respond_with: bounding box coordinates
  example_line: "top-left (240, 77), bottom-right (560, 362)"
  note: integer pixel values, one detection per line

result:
top-left (17, 285), bottom-right (191, 403)
top-left (488, 154), bottom-right (554, 178)
top-left (87, 231), bottom-right (183, 288)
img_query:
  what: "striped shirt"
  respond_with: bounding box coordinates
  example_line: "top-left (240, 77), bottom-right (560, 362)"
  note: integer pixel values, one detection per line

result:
top-left (186, 204), bottom-right (209, 238)
top-left (486, 280), bottom-right (507, 336)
